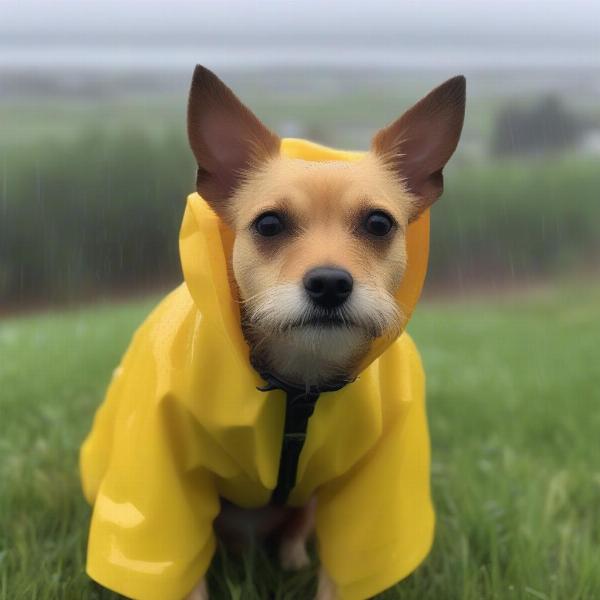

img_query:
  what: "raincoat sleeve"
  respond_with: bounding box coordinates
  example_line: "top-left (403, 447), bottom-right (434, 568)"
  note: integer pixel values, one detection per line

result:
top-left (80, 289), bottom-right (220, 600)
top-left (314, 334), bottom-right (434, 600)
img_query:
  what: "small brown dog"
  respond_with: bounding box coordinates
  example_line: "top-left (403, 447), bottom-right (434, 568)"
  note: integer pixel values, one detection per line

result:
top-left (185, 66), bottom-right (465, 600)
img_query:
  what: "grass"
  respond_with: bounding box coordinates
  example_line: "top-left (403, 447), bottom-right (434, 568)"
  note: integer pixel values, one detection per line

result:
top-left (1, 283), bottom-right (600, 599)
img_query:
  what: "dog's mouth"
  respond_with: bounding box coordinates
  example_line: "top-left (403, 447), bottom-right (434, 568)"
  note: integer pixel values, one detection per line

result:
top-left (286, 311), bottom-right (357, 330)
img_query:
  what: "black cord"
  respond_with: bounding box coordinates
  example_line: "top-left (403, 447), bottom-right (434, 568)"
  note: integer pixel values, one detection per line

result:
top-left (257, 371), bottom-right (354, 505)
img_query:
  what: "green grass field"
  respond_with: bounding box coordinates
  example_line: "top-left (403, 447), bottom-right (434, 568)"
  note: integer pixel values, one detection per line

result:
top-left (1, 284), bottom-right (599, 599)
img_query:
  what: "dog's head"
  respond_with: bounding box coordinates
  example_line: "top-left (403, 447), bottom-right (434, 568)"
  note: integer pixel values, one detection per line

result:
top-left (187, 66), bottom-right (465, 385)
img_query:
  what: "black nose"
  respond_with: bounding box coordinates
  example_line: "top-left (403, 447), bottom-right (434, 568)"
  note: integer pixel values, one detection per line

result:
top-left (303, 267), bottom-right (353, 308)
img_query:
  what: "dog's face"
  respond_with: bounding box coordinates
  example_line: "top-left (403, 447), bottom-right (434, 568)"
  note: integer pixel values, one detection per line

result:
top-left (227, 155), bottom-right (409, 384)
top-left (187, 67), bottom-right (465, 385)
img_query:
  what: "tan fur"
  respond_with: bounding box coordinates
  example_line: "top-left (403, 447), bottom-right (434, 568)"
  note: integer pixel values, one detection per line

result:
top-left (230, 154), bottom-right (412, 384)
top-left (231, 154), bottom-right (412, 289)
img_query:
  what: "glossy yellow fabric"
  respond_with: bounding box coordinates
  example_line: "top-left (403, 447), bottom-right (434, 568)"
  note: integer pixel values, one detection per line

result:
top-left (80, 138), bottom-right (434, 600)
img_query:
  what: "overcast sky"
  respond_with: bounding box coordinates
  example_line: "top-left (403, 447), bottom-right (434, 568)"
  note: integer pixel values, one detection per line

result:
top-left (1, 0), bottom-right (599, 38)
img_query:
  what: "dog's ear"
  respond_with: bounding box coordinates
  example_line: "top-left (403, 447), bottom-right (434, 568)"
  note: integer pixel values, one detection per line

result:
top-left (187, 65), bottom-right (280, 216)
top-left (372, 76), bottom-right (465, 221)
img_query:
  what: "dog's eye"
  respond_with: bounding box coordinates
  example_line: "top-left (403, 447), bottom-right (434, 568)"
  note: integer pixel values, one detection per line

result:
top-left (364, 211), bottom-right (394, 236)
top-left (254, 212), bottom-right (284, 237)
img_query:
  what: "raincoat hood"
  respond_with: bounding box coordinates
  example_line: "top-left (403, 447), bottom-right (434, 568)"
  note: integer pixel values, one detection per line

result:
top-left (81, 138), bottom-right (434, 600)
top-left (180, 138), bottom-right (430, 373)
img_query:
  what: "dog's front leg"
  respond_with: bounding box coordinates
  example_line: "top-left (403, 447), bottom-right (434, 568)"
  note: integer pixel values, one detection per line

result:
top-left (185, 578), bottom-right (209, 600)
top-left (279, 497), bottom-right (317, 570)
top-left (315, 565), bottom-right (338, 600)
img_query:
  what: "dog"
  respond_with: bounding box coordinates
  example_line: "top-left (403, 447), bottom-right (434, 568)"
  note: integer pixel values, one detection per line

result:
top-left (80, 66), bottom-right (465, 600)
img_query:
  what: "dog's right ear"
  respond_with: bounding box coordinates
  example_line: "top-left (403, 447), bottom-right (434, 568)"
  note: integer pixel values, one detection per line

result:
top-left (187, 65), bottom-right (280, 217)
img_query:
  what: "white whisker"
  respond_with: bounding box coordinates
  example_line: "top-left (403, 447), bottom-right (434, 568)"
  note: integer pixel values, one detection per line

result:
top-left (242, 282), bottom-right (404, 386)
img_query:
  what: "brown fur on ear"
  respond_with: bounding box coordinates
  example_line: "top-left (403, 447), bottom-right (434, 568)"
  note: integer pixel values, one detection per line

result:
top-left (187, 65), bottom-right (280, 216)
top-left (372, 75), bottom-right (466, 220)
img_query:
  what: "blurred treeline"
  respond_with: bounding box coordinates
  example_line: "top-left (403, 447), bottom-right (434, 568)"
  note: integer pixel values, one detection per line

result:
top-left (0, 130), bottom-right (193, 304)
top-left (1, 85), bottom-right (600, 306)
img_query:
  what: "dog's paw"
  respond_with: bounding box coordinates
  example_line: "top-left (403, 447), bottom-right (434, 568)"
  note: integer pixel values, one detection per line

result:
top-left (186, 578), bottom-right (209, 600)
top-left (279, 539), bottom-right (311, 571)
top-left (315, 566), bottom-right (337, 600)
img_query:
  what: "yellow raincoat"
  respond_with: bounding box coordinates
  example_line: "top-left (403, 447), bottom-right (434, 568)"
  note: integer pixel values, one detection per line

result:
top-left (80, 138), bottom-right (434, 600)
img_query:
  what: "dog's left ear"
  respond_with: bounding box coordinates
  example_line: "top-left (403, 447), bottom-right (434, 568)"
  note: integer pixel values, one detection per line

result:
top-left (372, 76), bottom-right (466, 220)
top-left (187, 65), bottom-right (280, 217)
